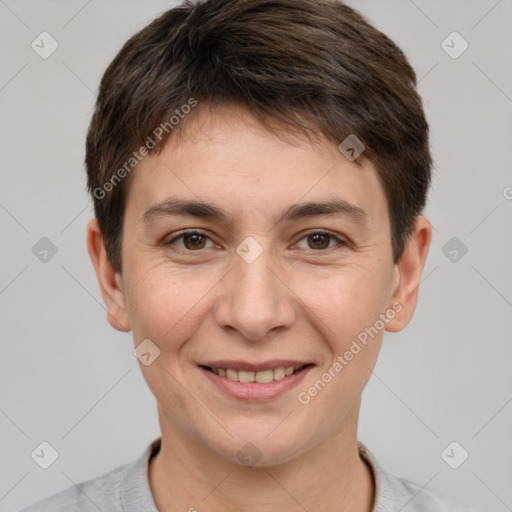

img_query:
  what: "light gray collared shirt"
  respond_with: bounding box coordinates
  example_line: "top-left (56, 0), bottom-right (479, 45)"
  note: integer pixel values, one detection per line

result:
top-left (19, 437), bottom-right (477, 511)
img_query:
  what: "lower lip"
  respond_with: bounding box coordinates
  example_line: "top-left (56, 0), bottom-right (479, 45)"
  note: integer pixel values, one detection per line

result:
top-left (199, 365), bottom-right (313, 401)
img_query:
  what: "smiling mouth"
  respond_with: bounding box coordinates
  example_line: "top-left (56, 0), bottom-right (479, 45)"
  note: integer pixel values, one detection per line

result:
top-left (200, 364), bottom-right (314, 383)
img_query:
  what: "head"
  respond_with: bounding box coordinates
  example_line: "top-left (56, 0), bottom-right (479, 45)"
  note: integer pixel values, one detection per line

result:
top-left (86, 0), bottom-right (432, 466)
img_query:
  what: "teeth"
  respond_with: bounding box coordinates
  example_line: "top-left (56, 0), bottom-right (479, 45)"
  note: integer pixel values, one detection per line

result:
top-left (226, 368), bottom-right (239, 381)
top-left (255, 369), bottom-right (274, 383)
top-left (212, 365), bottom-right (301, 383)
top-left (274, 367), bottom-right (286, 380)
top-left (239, 370), bottom-right (255, 383)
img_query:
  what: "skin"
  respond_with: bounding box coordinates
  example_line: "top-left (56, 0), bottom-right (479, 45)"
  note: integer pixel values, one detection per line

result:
top-left (87, 104), bottom-right (431, 512)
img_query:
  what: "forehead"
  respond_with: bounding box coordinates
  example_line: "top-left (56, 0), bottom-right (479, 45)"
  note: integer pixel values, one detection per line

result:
top-left (124, 104), bottom-right (388, 228)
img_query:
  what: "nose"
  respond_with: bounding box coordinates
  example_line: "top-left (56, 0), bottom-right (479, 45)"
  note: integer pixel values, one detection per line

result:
top-left (213, 242), bottom-right (296, 341)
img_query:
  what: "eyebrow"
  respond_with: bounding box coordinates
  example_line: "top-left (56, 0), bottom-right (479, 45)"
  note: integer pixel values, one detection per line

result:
top-left (142, 197), bottom-right (368, 227)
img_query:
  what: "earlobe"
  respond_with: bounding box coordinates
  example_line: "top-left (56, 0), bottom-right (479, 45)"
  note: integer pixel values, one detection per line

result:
top-left (385, 216), bottom-right (432, 333)
top-left (86, 218), bottom-right (131, 332)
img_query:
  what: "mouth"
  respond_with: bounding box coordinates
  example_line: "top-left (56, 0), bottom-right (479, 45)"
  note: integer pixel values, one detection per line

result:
top-left (200, 363), bottom-right (313, 383)
top-left (197, 360), bottom-right (315, 401)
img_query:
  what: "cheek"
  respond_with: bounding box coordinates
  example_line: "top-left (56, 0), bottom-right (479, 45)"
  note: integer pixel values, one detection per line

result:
top-left (124, 265), bottom-right (221, 414)
top-left (293, 263), bottom-right (391, 355)
top-left (124, 262), bottom-right (220, 345)
top-left (291, 269), bottom-right (390, 431)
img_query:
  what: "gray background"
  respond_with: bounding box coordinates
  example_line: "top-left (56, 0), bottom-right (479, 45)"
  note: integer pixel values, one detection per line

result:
top-left (1, 0), bottom-right (511, 511)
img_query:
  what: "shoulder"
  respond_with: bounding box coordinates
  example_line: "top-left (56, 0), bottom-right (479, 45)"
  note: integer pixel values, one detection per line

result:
top-left (18, 463), bottom-right (128, 512)
top-left (18, 438), bottom-right (161, 512)
top-left (386, 474), bottom-right (477, 512)
top-left (357, 442), bottom-right (478, 512)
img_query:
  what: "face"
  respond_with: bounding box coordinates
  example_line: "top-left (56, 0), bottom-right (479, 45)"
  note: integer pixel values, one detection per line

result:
top-left (89, 104), bottom-right (430, 466)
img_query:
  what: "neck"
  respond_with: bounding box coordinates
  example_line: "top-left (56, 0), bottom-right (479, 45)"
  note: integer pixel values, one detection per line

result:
top-left (149, 404), bottom-right (374, 512)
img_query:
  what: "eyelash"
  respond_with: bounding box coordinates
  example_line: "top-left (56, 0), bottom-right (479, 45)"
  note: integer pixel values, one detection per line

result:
top-left (164, 229), bottom-right (348, 252)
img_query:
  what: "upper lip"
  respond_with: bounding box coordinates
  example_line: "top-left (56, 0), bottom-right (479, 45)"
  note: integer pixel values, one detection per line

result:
top-left (199, 360), bottom-right (314, 372)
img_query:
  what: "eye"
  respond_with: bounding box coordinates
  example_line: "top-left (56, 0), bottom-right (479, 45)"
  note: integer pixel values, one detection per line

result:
top-left (164, 229), bottom-right (347, 252)
top-left (165, 230), bottom-right (216, 251)
top-left (294, 230), bottom-right (347, 251)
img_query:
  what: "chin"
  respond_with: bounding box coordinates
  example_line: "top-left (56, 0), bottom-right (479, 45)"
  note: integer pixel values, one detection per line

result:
top-left (208, 427), bottom-right (310, 468)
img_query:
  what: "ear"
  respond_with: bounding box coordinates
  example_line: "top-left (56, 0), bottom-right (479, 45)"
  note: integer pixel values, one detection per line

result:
top-left (86, 218), bottom-right (131, 332)
top-left (385, 216), bottom-right (432, 332)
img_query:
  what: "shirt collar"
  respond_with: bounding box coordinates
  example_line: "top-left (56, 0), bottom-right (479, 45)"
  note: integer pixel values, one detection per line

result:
top-left (121, 437), bottom-right (161, 512)
top-left (121, 437), bottom-right (397, 512)
top-left (358, 440), bottom-right (412, 511)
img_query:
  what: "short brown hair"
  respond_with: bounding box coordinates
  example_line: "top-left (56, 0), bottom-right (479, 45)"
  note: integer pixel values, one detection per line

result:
top-left (86, 0), bottom-right (432, 273)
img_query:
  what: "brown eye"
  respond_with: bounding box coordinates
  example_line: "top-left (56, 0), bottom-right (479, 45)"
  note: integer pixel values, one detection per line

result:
top-left (165, 230), bottom-right (214, 251)
top-left (294, 231), bottom-right (347, 251)
top-left (183, 233), bottom-right (207, 250)
top-left (307, 233), bottom-right (331, 249)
